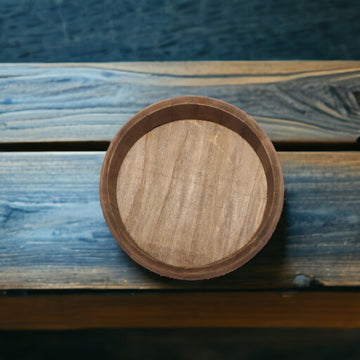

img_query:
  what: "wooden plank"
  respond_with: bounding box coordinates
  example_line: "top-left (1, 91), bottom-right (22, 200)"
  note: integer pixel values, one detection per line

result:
top-left (1, 0), bottom-right (359, 63)
top-left (1, 292), bottom-right (360, 329)
top-left (0, 62), bottom-right (359, 143)
top-left (0, 152), bottom-right (359, 290)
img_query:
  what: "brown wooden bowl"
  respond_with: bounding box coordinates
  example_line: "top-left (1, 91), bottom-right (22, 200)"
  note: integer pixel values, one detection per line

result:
top-left (100, 96), bottom-right (284, 280)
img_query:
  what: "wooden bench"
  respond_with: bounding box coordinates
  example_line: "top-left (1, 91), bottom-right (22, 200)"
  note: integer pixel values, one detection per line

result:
top-left (0, 61), bottom-right (359, 329)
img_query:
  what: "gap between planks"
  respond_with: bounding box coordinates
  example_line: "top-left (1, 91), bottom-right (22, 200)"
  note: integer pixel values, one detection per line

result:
top-left (0, 140), bottom-right (359, 152)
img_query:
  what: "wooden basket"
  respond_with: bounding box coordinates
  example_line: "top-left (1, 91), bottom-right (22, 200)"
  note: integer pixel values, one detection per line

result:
top-left (100, 96), bottom-right (284, 280)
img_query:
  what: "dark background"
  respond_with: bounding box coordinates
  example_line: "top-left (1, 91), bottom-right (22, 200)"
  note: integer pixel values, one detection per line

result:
top-left (1, 0), bottom-right (359, 62)
top-left (1, 328), bottom-right (360, 360)
top-left (1, 1), bottom-right (360, 358)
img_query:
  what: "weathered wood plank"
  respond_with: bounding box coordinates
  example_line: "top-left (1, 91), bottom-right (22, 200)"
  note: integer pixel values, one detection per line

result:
top-left (1, 62), bottom-right (359, 143)
top-left (0, 152), bottom-right (359, 289)
top-left (1, 0), bottom-right (359, 62)
top-left (1, 292), bottom-right (360, 329)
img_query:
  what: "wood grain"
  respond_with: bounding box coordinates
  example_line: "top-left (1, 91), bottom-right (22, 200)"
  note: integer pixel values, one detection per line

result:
top-left (0, 152), bottom-right (359, 289)
top-left (101, 96), bottom-right (283, 279)
top-left (0, 62), bottom-right (359, 143)
top-left (2, 0), bottom-right (359, 62)
top-left (1, 292), bottom-right (360, 329)
top-left (118, 119), bottom-right (267, 268)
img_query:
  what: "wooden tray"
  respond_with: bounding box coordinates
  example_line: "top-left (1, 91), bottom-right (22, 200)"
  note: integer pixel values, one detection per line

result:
top-left (100, 96), bottom-right (284, 280)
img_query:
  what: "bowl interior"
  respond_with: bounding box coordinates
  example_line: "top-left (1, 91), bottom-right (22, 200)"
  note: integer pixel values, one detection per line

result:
top-left (100, 97), bottom-right (283, 280)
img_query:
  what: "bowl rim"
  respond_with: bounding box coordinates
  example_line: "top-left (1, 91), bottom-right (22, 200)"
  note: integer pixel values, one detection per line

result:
top-left (99, 96), bottom-right (284, 280)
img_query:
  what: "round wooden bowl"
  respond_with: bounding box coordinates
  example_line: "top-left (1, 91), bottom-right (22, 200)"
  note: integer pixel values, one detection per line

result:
top-left (100, 96), bottom-right (284, 280)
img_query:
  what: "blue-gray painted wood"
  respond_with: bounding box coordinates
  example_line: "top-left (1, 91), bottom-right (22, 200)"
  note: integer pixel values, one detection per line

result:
top-left (0, 151), bottom-right (359, 289)
top-left (1, 0), bottom-right (360, 62)
top-left (1, 63), bottom-right (359, 143)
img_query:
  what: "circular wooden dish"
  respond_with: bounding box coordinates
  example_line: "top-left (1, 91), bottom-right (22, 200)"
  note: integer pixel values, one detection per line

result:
top-left (100, 96), bottom-right (284, 280)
